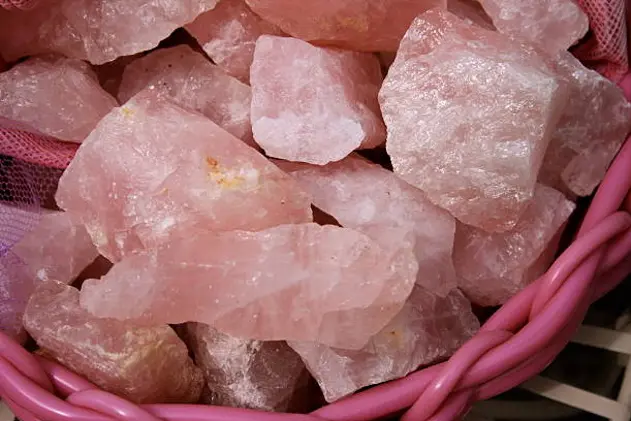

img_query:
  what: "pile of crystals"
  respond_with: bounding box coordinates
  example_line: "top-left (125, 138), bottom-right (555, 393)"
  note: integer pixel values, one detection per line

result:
top-left (1, 0), bottom-right (630, 411)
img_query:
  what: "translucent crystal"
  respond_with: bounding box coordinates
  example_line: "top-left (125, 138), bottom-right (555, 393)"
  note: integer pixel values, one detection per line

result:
top-left (380, 9), bottom-right (568, 232)
top-left (276, 154), bottom-right (457, 296)
top-left (117, 45), bottom-right (254, 146)
top-left (182, 323), bottom-right (309, 411)
top-left (186, 0), bottom-right (284, 84)
top-left (251, 35), bottom-right (385, 165)
top-left (80, 223), bottom-right (418, 350)
top-left (55, 89), bottom-right (311, 261)
top-left (289, 287), bottom-right (479, 402)
top-left (0, 56), bottom-right (117, 142)
top-left (244, 0), bottom-right (445, 52)
top-left (23, 280), bottom-right (204, 403)
top-left (0, 0), bottom-right (218, 64)
top-left (453, 184), bottom-right (575, 306)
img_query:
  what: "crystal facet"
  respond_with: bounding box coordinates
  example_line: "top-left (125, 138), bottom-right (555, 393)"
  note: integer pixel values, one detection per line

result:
top-left (182, 323), bottom-right (309, 411)
top-left (251, 35), bottom-right (385, 165)
top-left (23, 280), bottom-right (204, 404)
top-left (186, 0), bottom-right (284, 84)
top-left (0, 56), bottom-right (117, 142)
top-left (276, 154), bottom-right (457, 296)
top-left (289, 287), bottom-right (479, 402)
top-left (453, 184), bottom-right (575, 306)
top-left (118, 45), bottom-right (254, 146)
top-left (379, 9), bottom-right (568, 232)
top-left (80, 223), bottom-right (418, 350)
top-left (244, 0), bottom-right (445, 52)
top-left (55, 89), bottom-right (311, 261)
top-left (0, 0), bottom-right (218, 64)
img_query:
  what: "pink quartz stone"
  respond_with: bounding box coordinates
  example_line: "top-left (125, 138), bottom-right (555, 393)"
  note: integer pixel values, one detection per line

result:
top-left (251, 35), bottom-right (386, 165)
top-left (12, 211), bottom-right (99, 284)
top-left (93, 54), bottom-right (142, 97)
top-left (0, 0), bottom-right (218, 64)
top-left (0, 56), bottom-right (118, 143)
top-left (181, 323), bottom-right (309, 411)
top-left (118, 45), bottom-right (254, 146)
top-left (275, 154), bottom-right (457, 296)
top-left (23, 280), bottom-right (204, 403)
top-left (477, 0), bottom-right (588, 53)
top-left (55, 89), bottom-right (311, 262)
top-left (379, 9), bottom-right (568, 232)
top-left (453, 184), bottom-right (576, 307)
top-left (185, 0), bottom-right (284, 84)
top-left (539, 52), bottom-right (631, 197)
top-left (244, 0), bottom-right (445, 52)
top-left (288, 286), bottom-right (479, 402)
top-left (80, 223), bottom-right (418, 350)
top-left (447, 0), bottom-right (494, 30)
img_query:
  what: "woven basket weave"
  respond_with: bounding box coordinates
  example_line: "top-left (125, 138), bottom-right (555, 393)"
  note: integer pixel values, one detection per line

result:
top-left (0, 1), bottom-right (630, 420)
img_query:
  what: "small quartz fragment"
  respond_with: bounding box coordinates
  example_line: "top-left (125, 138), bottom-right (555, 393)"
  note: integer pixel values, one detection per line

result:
top-left (23, 280), bottom-right (204, 403)
top-left (55, 89), bottom-right (311, 261)
top-left (288, 287), bottom-right (479, 402)
top-left (0, 56), bottom-right (118, 142)
top-left (0, 0), bottom-right (218, 64)
top-left (453, 184), bottom-right (575, 306)
top-left (539, 52), bottom-right (631, 196)
top-left (118, 45), bottom-right (254, 145)
top-left (185, 0), bottom-right (284, 84)
top-left (276, 154), bottom-right (457, 296)
top-left (380, 9), bottom-right (568, 232)
top-left (251, 36), bottom-right (385, 165)
top-left (477, 0), bottom-right (588, 53)
top-left (12, 211), bottom-right (99, 284)
top-left (80, 223), bottom-right (418, 350)
top-left (181, 323), bottom-right (308, 411)
top-left (244, 0), bottom-right (445, 52)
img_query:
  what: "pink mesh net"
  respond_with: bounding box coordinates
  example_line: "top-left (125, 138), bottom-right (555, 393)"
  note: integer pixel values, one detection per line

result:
top-left (0, 0), bottom-right (40, 10)
top-left (573, 0), bottom-right (629, 81)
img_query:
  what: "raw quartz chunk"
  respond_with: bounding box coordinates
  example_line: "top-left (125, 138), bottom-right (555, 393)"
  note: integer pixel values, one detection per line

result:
top-left (245, 0), bottom-right (445, 52)
top-left (79, 223), bottom-right (418, 350)
top-left (276, 154), bottom-right (457, 296)
top-left (117, 45), bottom-right (254, 146)
top-left (380, 9), bottom-right (568, 232)
top-left (251, 36), bottom-right (385, 165)
top-left (185, 0), bottom-right (284, 84)
top-left (55, 89), bottom-right (311, 262)
top-left (12, 211), bottom-right (99, 284)
top-left (23, 280), bottom-right (204, 403)
top-left (447, 0), bottom-right (494, 30)
top-left (477, 0), bottom-right (588, 53)
top-left (0, 56), bottom-right (117, 142)
top-left (539, 52), bottom-right (631, 197)
top-left (288, 287), bottom-right (479, 402)
top-left (0, 0), bottom-right (218, 64)
top-left (454, 184), bottom-right (576, 306)
top-left (182, 323), bottom-right (308, 411)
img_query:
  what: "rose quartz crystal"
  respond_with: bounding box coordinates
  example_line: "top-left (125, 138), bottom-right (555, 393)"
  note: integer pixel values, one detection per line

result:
top-left (539, 52), bottom-right (631, 197)
top-left (251, 35), bottom-right (385, 165)
top-left (276, 154), bottom-right (457, 296)
top-left (182, 323), bottom-right (308, 411)
top-left (80, 223), bottom-right (418, 350)
top-left (244, 0), bottom-right (445, 52)
top-left (380, 9), bottom-right (568, 232)
top-left (477, 0), bottom-right (588, 53)
top-left (288, 287), bottom-right (479, 402)
top-left (0, 56), bottom-right (117, 143)
top-left (23, 280), bottom-right (204, 403)
top-left (0, 0), bottom-right (218, 64)
top-left (118, 45), bottom-right (254, 146)
top-left (12, 211), bottom-right (99, 284)
top-left (55, 89), bottom-right (311, 262)
top-left (185, 0), bottom-right (284, 84)
top-left (454, 184), bottom-right (575, 306)
top-left (447, 0), bottom-right (494, 29)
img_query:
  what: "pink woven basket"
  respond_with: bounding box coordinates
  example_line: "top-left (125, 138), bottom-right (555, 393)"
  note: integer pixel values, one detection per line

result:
top-left (1, 1), bottom-right (631, 420)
